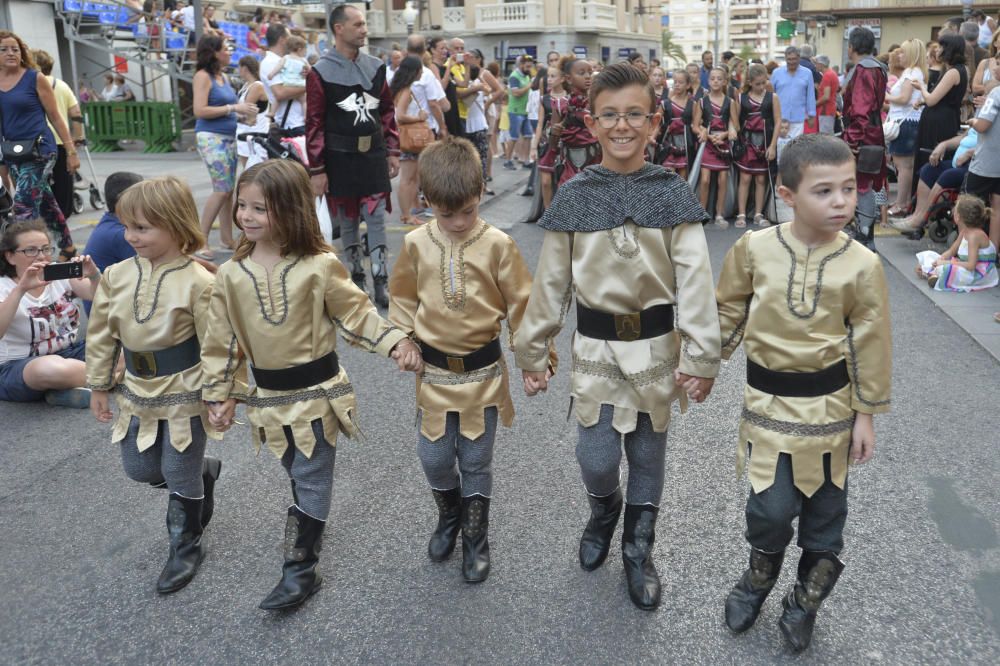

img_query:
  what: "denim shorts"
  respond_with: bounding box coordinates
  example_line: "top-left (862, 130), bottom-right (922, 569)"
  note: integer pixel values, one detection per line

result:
top-left (507, 113), bottom-right (534, 140)
top-left (0, 340), bottom-right (86, 402)
top-left (888, 119), bottom-right (919, 156)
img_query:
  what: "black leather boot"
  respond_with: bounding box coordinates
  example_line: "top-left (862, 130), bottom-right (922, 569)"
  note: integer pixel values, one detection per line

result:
top-left (578, 488), bottom-right (623, 571)
top-left (461, 494), bottom-right (490, 583)
top-left (725, 548), bottom-right (786, 632)
top-left (200, 457), bottom-right (222, 528)
top-left (778, 550), bottom-right (845, 652)
top-left (259, 505), bottom-right (326, 610)
top-left (370, 245), bottom-right (389, 309)
top-left (345, 245), bottom-right (367, 292)
top-left (428, 488), bottom-right (462, 562)
top-left (621, 504), bottom-right (661, 611)
top-left (156, 493), bottom-right (205, 594)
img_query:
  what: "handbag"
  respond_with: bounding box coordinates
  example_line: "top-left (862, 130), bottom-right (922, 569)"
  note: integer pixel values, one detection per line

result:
top-left (399, 91), bottom-right (434, 153)
top-left (857, 144), bottom-right (885, 175)
top-left (882, 117), bottom-right (901, 142)
top-left (0, 107), bottom-right (42, 165)
top-left (730, 135), bottom-right (747, 161)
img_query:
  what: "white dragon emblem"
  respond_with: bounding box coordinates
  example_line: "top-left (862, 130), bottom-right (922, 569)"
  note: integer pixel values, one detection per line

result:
top-left (336, 92), bottom-right (380, 126)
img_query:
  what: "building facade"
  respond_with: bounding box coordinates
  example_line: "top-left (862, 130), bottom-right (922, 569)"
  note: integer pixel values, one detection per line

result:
top-left (665, 0), bottom-right (788, 64)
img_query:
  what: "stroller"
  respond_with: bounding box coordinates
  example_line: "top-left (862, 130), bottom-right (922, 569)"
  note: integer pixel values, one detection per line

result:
top-left (71, 139), bottom-right (105, 214)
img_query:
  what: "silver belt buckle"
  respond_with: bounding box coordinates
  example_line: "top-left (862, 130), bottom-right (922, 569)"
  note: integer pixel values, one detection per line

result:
top-left (358, 135), bottom-right (371, 153)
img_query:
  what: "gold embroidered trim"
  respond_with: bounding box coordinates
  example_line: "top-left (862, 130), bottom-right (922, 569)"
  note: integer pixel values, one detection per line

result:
top-left (722, 297), bottom-right (752, 353)
top-left (572, 354), bottom-right (677, 387)
top-left (421, 364), bottom-right (504, 385)
top-left (775, 225), bottom-right (852, 320)
top-left (237, 257), bottom-right (301, 326)
top-left (845, 321), bottom-right (891, 408)
top-left (605, 225), bottom-right (641, 259)
top-left (132, 258), bottom-right (193, 324)
top-left (741, 406), bottom-right (855, 437)
top-left (116, 384), bottom-right (202, 407)
top-left (245, 383), bottom-right (354, 408)
top-left (426, 220), bottom-right (489, 311)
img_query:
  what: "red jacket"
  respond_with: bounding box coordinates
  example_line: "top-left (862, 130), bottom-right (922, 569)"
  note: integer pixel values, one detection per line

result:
top-left (842, 57), bottom-right (887, 193)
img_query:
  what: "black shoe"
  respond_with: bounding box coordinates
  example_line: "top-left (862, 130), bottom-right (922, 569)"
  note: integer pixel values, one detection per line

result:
top-left (156, 493), bottom-right (205, 594)
top-left (259, 505), bottom-right (326, 610)
top-left (725, 548), bottom-right (785, 633)
top-left (520, 187), bottom-right (534, 197)
top-left (621, 504), bottom-right (660, 610)
top-left (578, 489), bottom-right (623, 571)
top-left (428, 488), bottom-right (462, 562)
top-left (461, 494), bottom-right (490, 583)
top-left (903, 227), bottom-right (925, 241)
top-left (778, 550), bottom-right (844, 652)
top-left (201, 457), bottom-right (222, 528)
top-left (485, 188), bottom-right (496, 196)
top-left (345, 246), bottom-right (367, 292)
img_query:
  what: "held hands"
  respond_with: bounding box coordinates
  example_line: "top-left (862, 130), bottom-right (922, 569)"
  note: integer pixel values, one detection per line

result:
top-left (90, 389), bottom-right (113, 423)
top-left (522, 368), bottom-right (553, 397)
top-left (206, 399), bottom-right (237, 431)
top-left (674, 369), bottom-right (714, 403)
top-left (390, 338), bottom-right (424, 373)
top-left (849, 412), bottom-right (875, 464)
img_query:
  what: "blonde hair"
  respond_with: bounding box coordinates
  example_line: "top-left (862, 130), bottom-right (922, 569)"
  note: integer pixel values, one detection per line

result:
top-left (231, 160), bottom-right (332, 260)
top-left (742, 63), bottom-right (769, 94)
top-left (116, 177), bottom-right (205, 255)
top-left (954, 194), bottom-right (991, 230)
top-left (899, 39), bottom-right (928, 85)
top-left (418, 137), bottom-right (484, 211)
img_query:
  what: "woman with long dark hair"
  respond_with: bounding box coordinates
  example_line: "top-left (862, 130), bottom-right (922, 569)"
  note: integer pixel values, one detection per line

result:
top-left (192, 34), bottom-right (255, 259)
top-left (392, 56), bottom-right (429, 226)
top-left (909, 33), bottom-right (968, 208)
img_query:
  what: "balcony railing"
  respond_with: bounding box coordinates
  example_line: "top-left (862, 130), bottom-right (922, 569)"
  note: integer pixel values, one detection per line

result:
top-left (442, 7), bottom-right (466, 32)
top-left (475, 2), bottom-right (545, 32)
top-left (300, 3), bottom-right (327, 18)
top-left (389, 9), bottom-right (411, 34)
top-left (367, 9), bottom-right (386, 36)
top-left (574, 2), bottom-right (618, 32)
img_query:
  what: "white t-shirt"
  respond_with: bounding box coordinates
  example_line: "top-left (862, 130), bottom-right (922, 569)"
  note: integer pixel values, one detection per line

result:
top-left (0, 278), bottom-right (80, 364)
top-left (180, 6), bottom-right (196, 32)
top-left (260, 50), bottom-right (305, 130)
top-left (887, 67), bottom-right (924, 123)
top-left (412, 66), bottom-right (447, 133)
top-left (464, 85), bottom-right (488, 134)
top-left (527, 89), bottom-right (541, 121)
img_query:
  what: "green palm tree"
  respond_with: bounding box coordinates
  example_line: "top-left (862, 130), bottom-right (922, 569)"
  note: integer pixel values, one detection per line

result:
top-left (661, 30), bottom-right (688, 68)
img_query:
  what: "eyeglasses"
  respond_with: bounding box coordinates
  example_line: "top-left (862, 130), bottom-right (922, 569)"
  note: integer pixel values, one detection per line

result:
top-left (595, 111), bottom-right (654, 129)
top-left (15, 246), bottom-right (57, 258)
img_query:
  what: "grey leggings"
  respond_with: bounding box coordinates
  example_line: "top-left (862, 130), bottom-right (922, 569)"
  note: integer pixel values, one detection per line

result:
top-left (279, 419), bottom-right (336, 521)
top-left (576, 405), bottom-right (667, 507)
top-left (856, 189), bottom-right (876, 235)
top-left (119, 416), bottom-right (206, 499)
top-left (333, 197), bottom-right (387, 253)
top-left (417, 407), bottom-right (497, 498)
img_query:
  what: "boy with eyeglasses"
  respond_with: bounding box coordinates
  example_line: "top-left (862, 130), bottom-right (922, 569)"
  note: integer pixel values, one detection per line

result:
top-left (515, 63), bottom-right (721, 611)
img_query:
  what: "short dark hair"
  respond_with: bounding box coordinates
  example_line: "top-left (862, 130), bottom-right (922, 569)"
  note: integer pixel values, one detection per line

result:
top-left (938, 33), bottom-right (967, 67)
top-left (105, 171), bottom-right (144, 215)
top-left (329, 3), bottom-right (355, 27)
top-left (418, 137), bottom-right (484, 210)
top-left (265, 22), bottom-right (287, 50)
top-left (0, 220), bottom-right (49, 278)
top-left (779, 134), bottom-right (855, 192)
top-left (848, 27), bottom-right (876, 56)
top-left (722, 50), bottom-right (734, 62)
top-left (588, 62), bottom-right (656, 112)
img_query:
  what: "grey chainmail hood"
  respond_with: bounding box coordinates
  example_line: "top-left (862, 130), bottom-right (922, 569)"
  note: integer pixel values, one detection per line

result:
top-left (538, 163), bottom-right (709, 232)
top-left (313, 47), bottom-right (383, 88)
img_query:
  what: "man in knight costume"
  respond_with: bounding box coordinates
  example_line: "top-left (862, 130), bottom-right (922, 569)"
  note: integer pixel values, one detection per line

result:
top-left (307, 3), bottom-right (400, 308)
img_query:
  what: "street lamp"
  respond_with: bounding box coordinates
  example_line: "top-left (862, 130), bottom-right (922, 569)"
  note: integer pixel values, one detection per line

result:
top-left (402, 1), bottom-right (418, 35)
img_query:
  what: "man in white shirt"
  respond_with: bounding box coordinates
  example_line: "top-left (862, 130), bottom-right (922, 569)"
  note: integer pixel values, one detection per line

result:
top-left (260, 23), bottom-right (306, 132)
top-left (405, 34), bottom-right (449, 136)
top-left (179, 3), bottom-right (195, 32)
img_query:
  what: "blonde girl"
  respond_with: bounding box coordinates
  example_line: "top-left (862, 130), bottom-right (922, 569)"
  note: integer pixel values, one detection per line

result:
top-left (885, 39), bottom-right (927, 216)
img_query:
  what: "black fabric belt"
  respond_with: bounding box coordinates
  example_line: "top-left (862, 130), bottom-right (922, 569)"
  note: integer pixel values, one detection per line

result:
top-left (418, 338), bottom-right (502, 374)
top-left (746, 358), bottom-right (850, 398)
top-left (576, 303), bottom-right (675, 342)
top-left (124, 335), bottom-right (200, 379)
top-left (252, 351), bottom-right (340, 391)
top-left (325, 131), bottom-right (383, 154)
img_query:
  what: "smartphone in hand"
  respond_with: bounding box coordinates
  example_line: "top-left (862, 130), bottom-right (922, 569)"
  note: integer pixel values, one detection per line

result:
top-left (43, 262), bottom-right (83, 281)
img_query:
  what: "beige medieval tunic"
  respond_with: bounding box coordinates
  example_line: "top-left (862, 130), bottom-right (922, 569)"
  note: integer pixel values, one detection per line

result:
top-left (388, 219), bottom-right (553, 441)
top-left (514, 216), bottom-right (721, 433)
top-left (85, 256), bottom-right (223, 451)
top-left (201, 252), bottom-right (408, 458)
top-left (716, 224), bottom-right (892, 497)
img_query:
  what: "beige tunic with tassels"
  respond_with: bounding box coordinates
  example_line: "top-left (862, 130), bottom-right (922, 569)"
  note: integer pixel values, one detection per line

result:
top-left (85, 256), bottom-right (223, 451)
top-left (716, 224), bottom-right (892, 497)
top-left (388, 219), bottom-right (554, 441)
top-left (201, 252), bottom-right (407, 458)
top-left (515, 219), bottom-right (721, 434)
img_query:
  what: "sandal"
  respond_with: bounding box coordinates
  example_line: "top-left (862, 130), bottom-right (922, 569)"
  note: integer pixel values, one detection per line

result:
top-left (887, 206), bottom-right (909, 217)
top-left (194, 248), bottom-right (216, 261)
top-left (754, 213), bottom-right (768, 227)
top-left (735, 214), bottom-right (747, 228)
top-left (714, 215), bottom-right (729, 230)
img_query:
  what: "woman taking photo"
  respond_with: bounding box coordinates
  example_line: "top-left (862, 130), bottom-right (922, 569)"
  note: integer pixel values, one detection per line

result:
top-left (0, 31), bottom-right (79, 260)
top-left (0, 220), bottom-right (98, 407)
top-left (192, 35), bottom-right (255, 259)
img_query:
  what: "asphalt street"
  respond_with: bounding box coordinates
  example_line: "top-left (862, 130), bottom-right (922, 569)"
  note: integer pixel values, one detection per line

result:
top-left (1, 154), bottom-right (998, 664)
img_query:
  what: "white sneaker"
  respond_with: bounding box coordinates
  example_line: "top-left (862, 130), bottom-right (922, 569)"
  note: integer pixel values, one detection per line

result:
top-left (715, 215), bottom-right (729, 230)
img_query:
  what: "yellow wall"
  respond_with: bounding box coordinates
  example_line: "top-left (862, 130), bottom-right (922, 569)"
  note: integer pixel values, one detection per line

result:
top-left (808, 14), bottom-right (951, 69)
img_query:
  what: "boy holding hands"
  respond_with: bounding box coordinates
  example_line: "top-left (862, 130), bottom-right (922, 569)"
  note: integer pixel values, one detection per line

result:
top-left (716, 134), bottom-right (892, 651)
top-left (516, 64), bottom-right (721, 611)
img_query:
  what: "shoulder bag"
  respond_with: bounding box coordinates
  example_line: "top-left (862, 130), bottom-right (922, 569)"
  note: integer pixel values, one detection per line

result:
top-left (0, 104), bottom-right (43, 165)
top-left (399, 88), bottom-right (435, 154)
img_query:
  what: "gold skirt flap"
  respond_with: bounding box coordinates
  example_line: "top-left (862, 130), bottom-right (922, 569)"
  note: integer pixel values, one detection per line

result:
top-left (571, 397), bottom-right (672, 435)
top-left (415, 359), bottom-right (514, 441)
top-left (739, 416), bottom-right (852, 497)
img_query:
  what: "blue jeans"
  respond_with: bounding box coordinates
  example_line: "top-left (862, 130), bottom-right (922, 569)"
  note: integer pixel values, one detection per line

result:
top-left (508, 113), bottom-right (533, 139)
top-left (0, 340), bottom-right (86, 402)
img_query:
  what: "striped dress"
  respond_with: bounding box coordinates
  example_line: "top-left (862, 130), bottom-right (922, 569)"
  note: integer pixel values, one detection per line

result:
top-left (916, 238), bottom-right (999, 292)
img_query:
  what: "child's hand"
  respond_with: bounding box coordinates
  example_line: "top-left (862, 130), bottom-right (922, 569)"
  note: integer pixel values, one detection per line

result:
top-left (850, 412), bottom-right (875, 464)
top-left (522, 369), bottom-right (549, 396)
top-left (391, 339), bottom-right (424, 373)
top-left (206, 399), bottom-right (237, 431)
top-left (674, 369), bottom-right (714, 403)
top-left (90, 389), bottom-right (113, 423)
